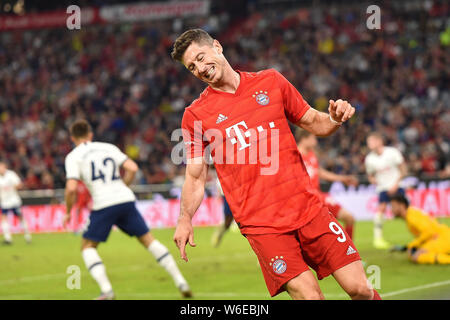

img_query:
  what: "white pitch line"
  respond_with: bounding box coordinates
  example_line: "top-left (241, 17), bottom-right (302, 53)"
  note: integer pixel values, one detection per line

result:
top-left (380, 279), bottom-right (450, 298)
top-left (0, 273), bottom-right (66, 285)
top-left (0, 252), bottom-right (255, 286)
top-left (0, 294), bottom-right (35, 300)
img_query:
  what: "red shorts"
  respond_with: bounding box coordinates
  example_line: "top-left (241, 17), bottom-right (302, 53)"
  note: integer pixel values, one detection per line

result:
top-left (324, 195), bottom-right (342, 218)
top-left (245, 207), bottom-right (360, 297)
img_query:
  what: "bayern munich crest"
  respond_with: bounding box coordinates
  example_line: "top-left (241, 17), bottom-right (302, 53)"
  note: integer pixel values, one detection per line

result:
top-left (270, 256), bottom-right (287, 274)
top-left (253, 91), bottom-right (270, 105)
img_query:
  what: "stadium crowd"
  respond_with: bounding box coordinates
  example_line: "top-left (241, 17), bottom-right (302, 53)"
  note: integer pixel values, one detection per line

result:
top-left (0, 0), bottom-right (448, 189)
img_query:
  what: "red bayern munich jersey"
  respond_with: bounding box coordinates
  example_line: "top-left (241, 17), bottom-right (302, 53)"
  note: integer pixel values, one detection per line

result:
top-left (301, 150), bottom-right (320, 190)
top-left (182, 69), bottom-right (325, 234)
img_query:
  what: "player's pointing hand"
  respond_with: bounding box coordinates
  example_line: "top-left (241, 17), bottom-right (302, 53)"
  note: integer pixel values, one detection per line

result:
top-left (328, 99), bottom-right (355, 124)
top-left (173, 215), bottom-right (197, 262)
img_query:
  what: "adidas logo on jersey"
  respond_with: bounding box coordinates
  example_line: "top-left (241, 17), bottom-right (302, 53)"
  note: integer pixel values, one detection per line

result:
top-left (346, 245), bottom-right (356, 255)
top-left (216, 114), bottom-right (228, 124)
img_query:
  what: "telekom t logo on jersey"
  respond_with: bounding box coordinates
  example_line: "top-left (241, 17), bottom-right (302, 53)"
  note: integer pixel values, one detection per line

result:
top-left (226, 121), bottom-right (251, 151)
top-left (225, 120), bottom-right (277, 151)
top-left (171, 120), bottom-right (280, 175)
top-left (224, 120), bottom-right (279, 175)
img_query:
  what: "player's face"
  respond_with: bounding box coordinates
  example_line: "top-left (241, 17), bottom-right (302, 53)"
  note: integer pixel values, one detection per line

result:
top-left (183, 40), bottom-right (226, 86)
top-left (367, 136), bottom-right (381, 151)
top-left (0, 163), bottom-right (6, 175)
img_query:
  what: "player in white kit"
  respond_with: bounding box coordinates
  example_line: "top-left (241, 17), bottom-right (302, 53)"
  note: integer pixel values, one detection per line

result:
top-left (63, 120), bottom-right (192, 300)
top-left (365, 132), bottom-right (407, 249)
top-left (0, 161), bottom-right (31, 245)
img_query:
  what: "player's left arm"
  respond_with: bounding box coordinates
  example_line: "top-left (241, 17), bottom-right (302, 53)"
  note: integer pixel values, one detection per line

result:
top-left (318, 168), bottom-right (358, 186)
top-left (296, 99), bottom-right (355, 137)
top-left (64, 179), bottom-right (78, 227)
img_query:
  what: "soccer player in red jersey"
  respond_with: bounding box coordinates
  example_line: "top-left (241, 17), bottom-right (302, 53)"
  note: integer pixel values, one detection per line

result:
top-left (296, 129), bottom-right (357, 239)
top-left (171, 29), bottom-right (381, 300)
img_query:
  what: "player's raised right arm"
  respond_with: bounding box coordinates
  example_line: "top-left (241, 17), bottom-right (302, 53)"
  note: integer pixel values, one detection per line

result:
top-left (173, 157), bottom-right (208, 262)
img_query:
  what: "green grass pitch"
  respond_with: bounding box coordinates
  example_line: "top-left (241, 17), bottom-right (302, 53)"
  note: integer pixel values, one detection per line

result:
top-left (1, 218), bottom-right (449, 300)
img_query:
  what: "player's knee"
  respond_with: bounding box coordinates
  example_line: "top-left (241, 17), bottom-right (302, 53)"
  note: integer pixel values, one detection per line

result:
top-left (138, 232), bottom-right (154, 247)
top-left (81, 239), bottom-right (98, 251)
top-left (286, 281), bottom-right (324, 300)
top-left (302, 290), bottom-right (324, 300)
top-left (347, 283), bottom-right (373, 300)
top-left (288, 287), bottom-right (324, 300)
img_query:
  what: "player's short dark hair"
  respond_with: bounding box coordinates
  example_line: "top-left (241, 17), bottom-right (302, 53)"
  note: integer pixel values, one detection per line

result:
top-left (390, 194), bottom-right (410, 207)
top-left (295, 128), bottom-right (314, 142)
top-left (171, 28), bottom-right (214, 63)
top-left (69, 119), bottom-right (92, 138)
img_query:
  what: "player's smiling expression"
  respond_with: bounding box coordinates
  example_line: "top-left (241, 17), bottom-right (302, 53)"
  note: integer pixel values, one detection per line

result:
top-left (182, 40), bottom-right (225, 85)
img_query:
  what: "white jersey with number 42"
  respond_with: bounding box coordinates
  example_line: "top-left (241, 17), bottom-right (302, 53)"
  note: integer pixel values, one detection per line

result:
top-left (0, 170), bottom-right (22, 209)
top-left (65, 141), bottom-right (136, 210)
top-left (365, 146), bottom-right (404, 193)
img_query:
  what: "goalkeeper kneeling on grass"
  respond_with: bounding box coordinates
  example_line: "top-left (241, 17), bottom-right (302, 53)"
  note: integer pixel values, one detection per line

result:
top-left (389, 194), bottom-right (450, 265)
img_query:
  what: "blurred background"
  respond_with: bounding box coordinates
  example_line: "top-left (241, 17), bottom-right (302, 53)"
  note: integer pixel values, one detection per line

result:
top-left (0, 0), bottom-right (448, 224)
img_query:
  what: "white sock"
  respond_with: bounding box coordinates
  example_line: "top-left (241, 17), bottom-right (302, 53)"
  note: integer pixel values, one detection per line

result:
top-left (373, 211), bottom-right (384, 240)
top-left (1, 219), bottom-right (12, 242)
top-left (82, 248), bottom-right (113, 294)
top-left (148, 239), bottom-right (187, 288)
